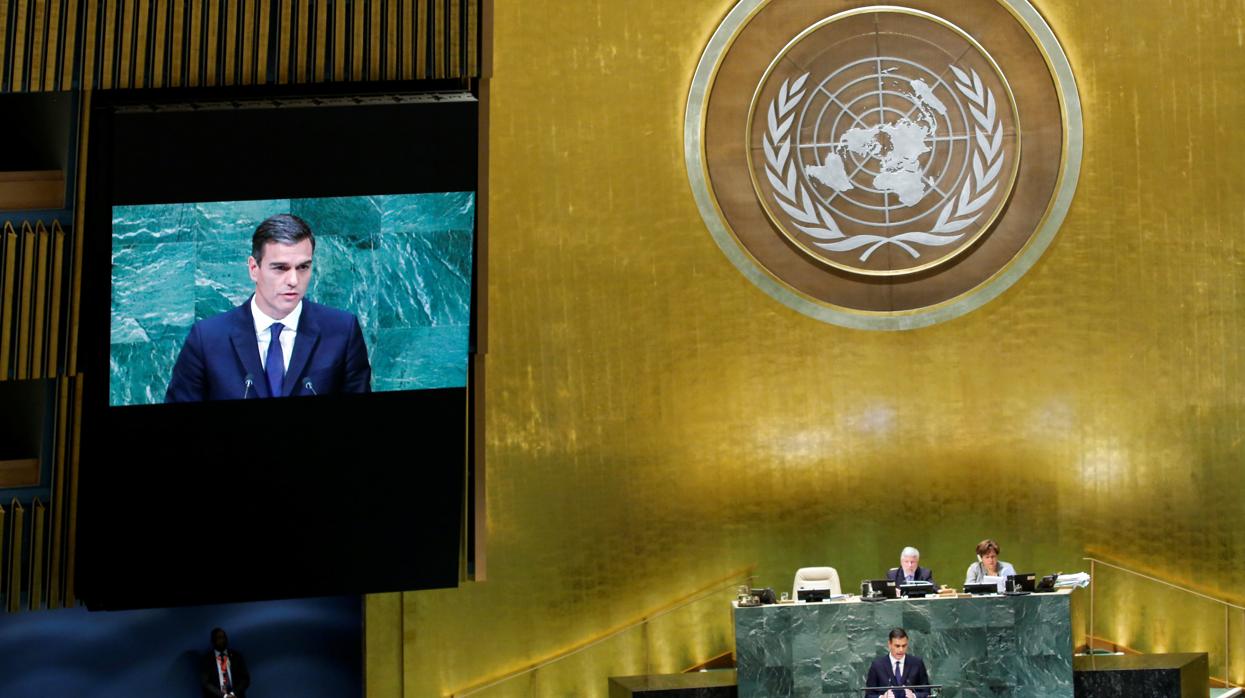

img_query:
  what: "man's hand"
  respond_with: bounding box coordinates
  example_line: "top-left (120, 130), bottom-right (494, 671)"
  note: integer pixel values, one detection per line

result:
top-left (905, 689), bottom-right (916, 698)
top-left (883, 690), bottom-right (894, 698)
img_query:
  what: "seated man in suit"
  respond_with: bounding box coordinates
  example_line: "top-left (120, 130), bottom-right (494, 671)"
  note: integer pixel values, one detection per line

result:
top-left (166, 213), bottom-right (372, 402)
top-left (887, 546), bottom-right (935, 586)
top-left (865, 628), bottom-right (932, 698)
top-left (201, 627), bottom-right (250, 698)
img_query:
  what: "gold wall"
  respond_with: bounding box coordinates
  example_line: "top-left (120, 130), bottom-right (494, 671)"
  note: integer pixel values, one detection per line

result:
top-left (368, 0), bottom-right (1245, 694)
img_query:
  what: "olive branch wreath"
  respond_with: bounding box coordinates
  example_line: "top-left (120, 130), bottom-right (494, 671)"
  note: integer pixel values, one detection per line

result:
top-left (762, 66), bottom-right (1003, 262)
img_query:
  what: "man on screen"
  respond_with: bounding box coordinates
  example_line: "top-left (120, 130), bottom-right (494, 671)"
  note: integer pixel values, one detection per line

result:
top-left (166, 214), bottom-right (371, 402)
top-left (865, 628), bottom-right (932, 698)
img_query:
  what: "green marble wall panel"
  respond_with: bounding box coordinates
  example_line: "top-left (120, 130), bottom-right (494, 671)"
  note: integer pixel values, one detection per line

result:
top-left (307, 232), bottom-right (382, 345)
top-left (379, 191), bottom-right (475, 234)
top-left (371, 192), bottom-right (474, 389)
top-left (372, 326), bottom-right (472, 392)
top-left (110, 240), bottom-right (196, 406)
top-left (193, 200), bottom-right (288, 318)
top-left (292, 196), bottom-right (384, 338)
top-left (112, 204), bottom-right (203, 244)
top-left (110, 193), bottom-right (475, 405)
top-left (292, 196), bottom-right (382, 245)
top-left (376, 228), bottom-right (473, 327)
top-left (191, 199), bottom-right (289, 244)
top-left (111, 241), bottom-right (197, 340)
top-left (734, 593), bottom-right (1073, 698)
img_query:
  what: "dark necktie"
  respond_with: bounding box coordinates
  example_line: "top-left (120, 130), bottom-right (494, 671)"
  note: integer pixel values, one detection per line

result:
top-left (266, 322), bottom-right (285, 397)
top-left (894, 661), bottom-right (903, 685)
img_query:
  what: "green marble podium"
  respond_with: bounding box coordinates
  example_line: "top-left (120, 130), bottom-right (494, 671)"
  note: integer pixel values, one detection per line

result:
top-left (733, 590), bottom-right (1074, 698)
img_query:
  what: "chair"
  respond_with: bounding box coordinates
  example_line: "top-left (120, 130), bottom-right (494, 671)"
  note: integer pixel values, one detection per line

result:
top-left (792, 566), bottom-right (842, 599)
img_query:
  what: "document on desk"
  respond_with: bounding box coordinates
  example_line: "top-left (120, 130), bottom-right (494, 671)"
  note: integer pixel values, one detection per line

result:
top-left (982, 575), bottom-right (1005, 591)
top-left (1055, 572), bottom-right (1091, 588)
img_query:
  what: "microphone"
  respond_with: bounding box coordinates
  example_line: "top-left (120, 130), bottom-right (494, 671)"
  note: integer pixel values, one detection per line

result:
top-left (242, 374), bottom-right (254, 399)
top-left (303, 379), bottom-right (318, 396)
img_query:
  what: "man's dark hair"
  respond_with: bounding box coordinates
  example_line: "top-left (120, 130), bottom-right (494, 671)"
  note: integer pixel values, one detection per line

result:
top-left (888, 628), bottom-right (908, 641)
top-left (210, 627), bottom-right (227, 641)
top-left (252, 213), bottom-right (315, 263)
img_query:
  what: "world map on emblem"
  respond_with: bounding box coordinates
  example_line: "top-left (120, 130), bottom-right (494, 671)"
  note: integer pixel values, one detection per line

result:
top-left (806, 68), bottom-right (948, 208)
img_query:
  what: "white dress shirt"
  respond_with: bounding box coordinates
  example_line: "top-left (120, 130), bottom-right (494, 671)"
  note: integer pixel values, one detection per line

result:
top-left (214, 650), bottom-right (233, 692)
top-left (251, 296), bottom-right (302, 372)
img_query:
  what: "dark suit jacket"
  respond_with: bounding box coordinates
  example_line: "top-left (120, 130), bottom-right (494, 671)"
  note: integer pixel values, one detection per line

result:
top-left (201, 649), bottom-right (250, 698)
top-left (887, 566), bottom-right (935, 586)
top-left (865, 654), bottom-right (932, 698)
top-left (166, 298), bottom-right (371, 402)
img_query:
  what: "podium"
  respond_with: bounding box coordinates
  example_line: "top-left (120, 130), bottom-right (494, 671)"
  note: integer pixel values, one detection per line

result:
top-left (733, 590), bottom-right (1074, 697)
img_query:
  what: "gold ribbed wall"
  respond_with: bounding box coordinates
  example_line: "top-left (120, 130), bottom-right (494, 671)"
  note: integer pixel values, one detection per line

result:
top-left (1, 220), bottom-right (71, 380)
top-left (0, 0), bottom-right (479, 92)
top-left (365, 0), bottom-right (1245, 695)
top-left (0, 214), bottom-right (83, 612)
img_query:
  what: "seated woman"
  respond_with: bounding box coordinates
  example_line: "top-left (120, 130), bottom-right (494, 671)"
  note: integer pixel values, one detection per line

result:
top-left (964, 539), bottom-right (1015, 591)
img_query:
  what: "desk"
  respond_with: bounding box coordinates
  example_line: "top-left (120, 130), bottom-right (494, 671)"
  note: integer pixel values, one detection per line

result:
top-left (734, 590), bottom-right (1073, 698)
top-left (1073, 653), bottom-right (1208, 698)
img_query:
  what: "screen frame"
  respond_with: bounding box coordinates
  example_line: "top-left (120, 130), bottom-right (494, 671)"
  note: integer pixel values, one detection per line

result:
top-left (77, 81), bottom-right (481, 609)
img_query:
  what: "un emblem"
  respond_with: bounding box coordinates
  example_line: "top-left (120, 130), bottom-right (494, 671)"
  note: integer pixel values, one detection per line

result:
top-left (688, 1), bottom-right (1081, 328)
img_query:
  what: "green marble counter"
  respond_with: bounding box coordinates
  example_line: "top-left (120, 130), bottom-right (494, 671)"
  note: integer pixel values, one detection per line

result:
top-left (1073, 653), bottom-right (1208, 698)
top-left (734, 590), bottom-right (1074, 698)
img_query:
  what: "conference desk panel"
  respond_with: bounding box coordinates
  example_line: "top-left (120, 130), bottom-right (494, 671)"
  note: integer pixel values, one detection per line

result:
top-left (734, 590), bottom-right (1073, 698)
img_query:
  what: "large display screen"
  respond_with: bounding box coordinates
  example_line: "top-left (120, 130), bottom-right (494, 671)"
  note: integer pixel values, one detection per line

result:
top-left (110, 193), bottom-right (474, 406)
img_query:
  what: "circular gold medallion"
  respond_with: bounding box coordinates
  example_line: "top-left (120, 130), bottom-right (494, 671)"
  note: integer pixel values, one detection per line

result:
top-left (687, 0), bottom-right (1081, 328)
top-left (748, 8), bottom-right (1021, 276)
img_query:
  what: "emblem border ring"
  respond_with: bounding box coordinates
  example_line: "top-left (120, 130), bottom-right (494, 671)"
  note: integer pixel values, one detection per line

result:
top-left (685, 0), bottom-right (1082, 330)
